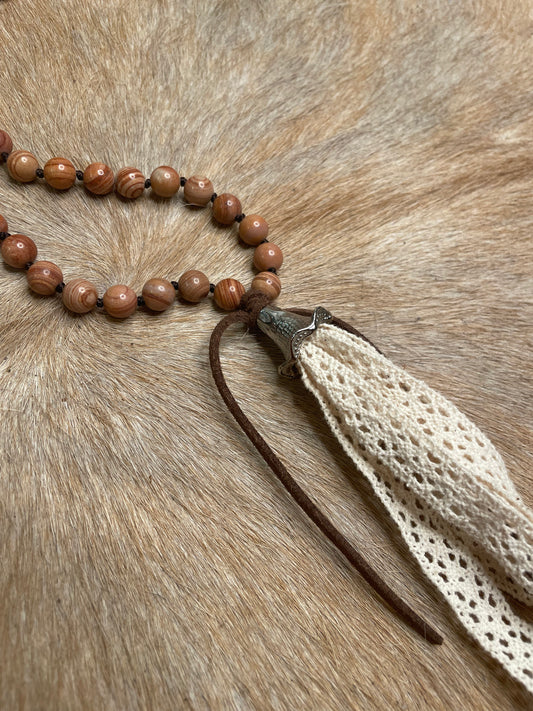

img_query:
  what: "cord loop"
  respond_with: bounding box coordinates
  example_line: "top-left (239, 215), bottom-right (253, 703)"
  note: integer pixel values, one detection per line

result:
top-left (238, 288), bottom-right (273, 328)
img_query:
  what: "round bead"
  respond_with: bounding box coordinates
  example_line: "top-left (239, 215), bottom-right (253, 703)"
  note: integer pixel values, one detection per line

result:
top-left (183, 176), bottom-right (214, 206)
top-left (150, 166), bottom-right (180, 198)
top-left (238, 215), bottom-right (269, 246)
top-left (251, 271), bottom-right (282, 301)
top-left (103, 284), bottom-right (138, 318)
top-left (43, 157), bottom-right (76, 190)
top-left (142, 278), bottom-right (176, 311)
top-left (213, 278), bottom-right (245, 311)
top-left (1, 233), bottom-right (37, 268)
top-left (0, 130), bottom-right (13, 157)
top-left (62, 278), bottom-right (98, 313)
top-left (253, 242), bottom-right (283, 272)
top-left (6, 150), bottom-right (39, 182)
top-left (212, 193), bottom-right (242, 225)
top-left (115, 167), bottom-right (145, 199)
top-left (83, 162), bottom-right (115, 195)
top-left (0, 214), bottom-right (7, 233)
top-left (178, 270), bottom-right (210, 303)
top-left (27, 260), bottom-right (63, 295)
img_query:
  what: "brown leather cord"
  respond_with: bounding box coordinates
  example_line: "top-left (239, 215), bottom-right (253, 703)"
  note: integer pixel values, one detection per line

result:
top-left (208, 292), bottom-right (443, 645)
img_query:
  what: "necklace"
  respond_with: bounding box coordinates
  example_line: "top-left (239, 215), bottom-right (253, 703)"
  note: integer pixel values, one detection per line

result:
top-left (1, 128), bottom-right (532, 692)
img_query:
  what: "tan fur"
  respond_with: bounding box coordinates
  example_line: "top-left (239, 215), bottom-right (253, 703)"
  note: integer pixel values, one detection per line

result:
top-left (0, 1), bottom-right (531, 708)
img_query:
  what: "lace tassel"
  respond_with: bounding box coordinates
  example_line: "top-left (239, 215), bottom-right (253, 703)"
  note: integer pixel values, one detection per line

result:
top-left (295, 320), bottom-right (533, 692)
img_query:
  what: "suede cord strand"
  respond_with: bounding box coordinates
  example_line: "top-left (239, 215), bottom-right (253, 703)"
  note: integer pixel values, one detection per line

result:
top-left (208, 291), bottom-right (443, 645)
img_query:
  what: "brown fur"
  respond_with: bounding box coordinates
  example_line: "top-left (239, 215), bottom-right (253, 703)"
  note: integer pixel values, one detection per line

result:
top-left (0, 1), bottom-right (531, 708)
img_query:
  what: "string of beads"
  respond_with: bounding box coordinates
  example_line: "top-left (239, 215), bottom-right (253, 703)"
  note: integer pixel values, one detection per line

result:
top-left (0, 129), bottom-right (283, 318)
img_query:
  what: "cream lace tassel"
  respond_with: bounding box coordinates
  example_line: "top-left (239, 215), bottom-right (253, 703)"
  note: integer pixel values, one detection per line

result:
top-left (297, 322), bottom-right (533, 692)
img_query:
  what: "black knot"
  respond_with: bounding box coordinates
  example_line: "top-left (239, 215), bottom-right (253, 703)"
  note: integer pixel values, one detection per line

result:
top-left (238, 289), bottom-right (273, 328)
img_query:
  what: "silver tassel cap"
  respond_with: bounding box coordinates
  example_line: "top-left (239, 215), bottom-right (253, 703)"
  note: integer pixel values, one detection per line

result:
top-left (256, 304), bottom-right (332, 378)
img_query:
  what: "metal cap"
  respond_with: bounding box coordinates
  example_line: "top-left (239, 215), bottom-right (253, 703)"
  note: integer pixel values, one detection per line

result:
top-left (256, 304), bottom-right (332, 377)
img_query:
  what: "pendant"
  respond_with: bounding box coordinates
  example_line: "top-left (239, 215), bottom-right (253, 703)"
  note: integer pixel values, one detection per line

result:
top-left (254, 303), bottom-right (533, 692)
top-left (210, 297), bottom-right (533, 691)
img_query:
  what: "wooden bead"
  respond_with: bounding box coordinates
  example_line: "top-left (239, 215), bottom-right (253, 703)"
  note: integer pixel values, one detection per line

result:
top-left (83, 162), bottom-right (115, 195)
top-left (253, 242), bottom-right (283, 272)
top-left (62, 278), bottom-right (98, 313)
top-left (27, 260), bottom-right (63, 295)
top-left (178, 270), bottom-right (210, 303)
top-left (0, 130), bottom-right (13, 157)
top-left (6, 150), bottom-right (39, 182)
top-left (183, 176), bottom-right (214, 206)
top-left (0, 214), bottom-right (7, 233)
top-left (142, 278), bottom-right (176, 311)
top-left (150, 166), bottom-right (180, 198)
top-left (115, 167), bottom-right (145, 199)
top-left (239, 214), bottom-right (269, 246)
top-left (43, 157), bottom-right (76, 190)
top-left (1, 233), bottom-right (37, 268)
top-left (103, 284), bottom-right (137, 318)
top-left (213, 278), bottom-right (245, 311)
top-left (251, 271), bottom-right (281, 301)
top-left (212, 193), bottom-right (242, 225)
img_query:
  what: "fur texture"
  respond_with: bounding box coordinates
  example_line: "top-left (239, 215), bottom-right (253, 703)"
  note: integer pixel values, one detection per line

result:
top-left (0, 1), bottom-right (531, 709)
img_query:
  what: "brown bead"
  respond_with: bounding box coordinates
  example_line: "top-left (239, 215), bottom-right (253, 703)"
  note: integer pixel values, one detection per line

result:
top-left (27, 260), bottom-right (63, 295)
top-left (251, 271), bottom-right (281, 301)
top-left (6, 150), bottom-right (39, 182)
top-left (253, 242), bottom-right (283, 272)
top-left (62, 278), bottom-right (98, 313)
top-left (0, 130), bottom-right (13, 157)
top-left (183, 176), bottom-right (214, 206)
top-left (115, 167), bottom-right (145, 199)
top-left (103, 284), bottom-right (137, 318)
top-left (43, 157), bottom-right (76, 190)
top-left (239, 215), bottom-right (269, 246)
top-left (1, 233), bottom-right (37, 268)
top-left (150, 166), bottom-right (180, 198)
top-left (83, 162), bottom-right (115, 195)
top-left (142, 278), bottom-right (176, 311)
top-left (213, 278), bottom-right (245, 311)
top-left (178, 270), bottom-right (210, 303)
top-left (0, 214), bottom-right (7, 233)
top-left (212, 193), bottom-right (242, 225)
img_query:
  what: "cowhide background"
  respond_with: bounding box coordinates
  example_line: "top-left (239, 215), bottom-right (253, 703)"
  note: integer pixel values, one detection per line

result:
top-left (0, 1), bottom-right (531, 709)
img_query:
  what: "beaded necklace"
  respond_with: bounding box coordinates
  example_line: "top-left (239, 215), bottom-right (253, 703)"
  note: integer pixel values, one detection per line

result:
top-left (2, 127), bottom-right (532, 690)
top-left (0, 129), bottom-right (282, 316)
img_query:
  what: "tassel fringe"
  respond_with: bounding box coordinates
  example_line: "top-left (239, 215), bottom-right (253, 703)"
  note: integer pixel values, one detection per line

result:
top-left (297, 321), bottom-right (533, 692)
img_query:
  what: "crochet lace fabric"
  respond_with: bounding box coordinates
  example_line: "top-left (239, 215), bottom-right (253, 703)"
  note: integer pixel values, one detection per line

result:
top-left (297, 322), bottom-right (533, 692)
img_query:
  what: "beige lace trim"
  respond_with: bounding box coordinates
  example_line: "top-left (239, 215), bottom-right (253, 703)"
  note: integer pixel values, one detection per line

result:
top-left (298, 322), bottom-right (533, 692)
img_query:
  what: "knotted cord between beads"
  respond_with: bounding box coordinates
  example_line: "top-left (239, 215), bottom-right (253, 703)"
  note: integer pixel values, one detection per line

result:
top-left (208, 288), bottom-right (443, 645)
top-left (0, 129), bottom-right (284, 316)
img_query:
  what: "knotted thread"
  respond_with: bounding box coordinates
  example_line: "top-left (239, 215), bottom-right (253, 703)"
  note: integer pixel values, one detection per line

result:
top-left (208, 289), bottom-right (443, 644)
